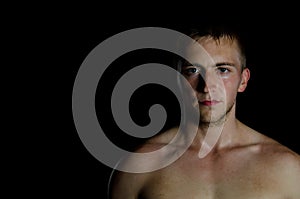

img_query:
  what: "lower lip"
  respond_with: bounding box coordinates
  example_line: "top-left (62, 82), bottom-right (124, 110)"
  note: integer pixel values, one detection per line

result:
top-left (200, 101), bottom-right (219, 106)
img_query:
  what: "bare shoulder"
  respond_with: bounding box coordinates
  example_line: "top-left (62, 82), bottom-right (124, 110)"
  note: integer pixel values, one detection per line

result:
top-left (248, 127), bottom-right (300, 196)
top-left (239, 122), bottom-right (300, 174)
top-left (135, 126), bottom-right (179, 152)
top-left (250, 128), bottom-right (300, 165)
top-left (247, 125), bottom-right (300, 168)
top-left (109, 168), bottom-right (148, 199)
top-left (236, 123), bottom-right (300, 197)
top-left (109, 127), bottom-right (179, 199)
top-left (240, 122), bottom-right (300, 161)
top-left (263, 141), bottom-right (300, 196)
top-left (261, 138), bottom-right (300, 171)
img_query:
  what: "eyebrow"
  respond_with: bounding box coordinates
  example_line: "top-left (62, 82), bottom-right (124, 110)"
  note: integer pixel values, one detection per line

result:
top-left (190, 63), bottom-right (204, 67)
top-left (215, 62), bottom-right (236, 67)
top-left (182, 62), bottom-right (235, 68)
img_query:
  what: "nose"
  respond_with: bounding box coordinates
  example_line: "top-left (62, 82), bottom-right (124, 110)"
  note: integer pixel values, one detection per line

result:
top-left (196, 71), bottom-right (217, 93)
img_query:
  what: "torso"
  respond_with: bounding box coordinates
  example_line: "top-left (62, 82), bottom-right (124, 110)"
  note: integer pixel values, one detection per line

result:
top-left (139, 143), bottom-right (284, 199)
top-left (111, 125), bottom-right (300, 199)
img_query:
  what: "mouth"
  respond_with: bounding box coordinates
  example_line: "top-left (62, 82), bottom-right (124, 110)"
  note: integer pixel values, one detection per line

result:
top-left (199, 100), bottom-right (220, 106)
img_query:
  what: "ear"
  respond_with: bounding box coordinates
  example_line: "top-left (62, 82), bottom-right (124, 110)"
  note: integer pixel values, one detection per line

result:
top-left (238, 68), bottom-right (250, 92)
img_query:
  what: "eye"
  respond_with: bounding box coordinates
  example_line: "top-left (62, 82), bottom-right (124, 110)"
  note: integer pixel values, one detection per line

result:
top-left (217, 67), bottom-right (230, 74)
top-left (182, 67), bottom-right (200, 77)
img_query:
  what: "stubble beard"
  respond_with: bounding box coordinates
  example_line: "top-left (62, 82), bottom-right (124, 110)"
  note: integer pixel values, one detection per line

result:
top-left (199, 102), bottom-right (235, 128)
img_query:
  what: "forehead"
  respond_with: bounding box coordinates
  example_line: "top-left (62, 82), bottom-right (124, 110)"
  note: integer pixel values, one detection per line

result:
top-left (183, 36), bottom-right (242, 68)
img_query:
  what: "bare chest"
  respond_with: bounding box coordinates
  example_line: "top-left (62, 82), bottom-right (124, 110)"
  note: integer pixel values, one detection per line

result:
top-left (139, 152), bottom-right (282, 199)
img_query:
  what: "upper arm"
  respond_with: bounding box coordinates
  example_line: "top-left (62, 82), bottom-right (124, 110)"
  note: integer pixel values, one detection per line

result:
top-left (285, 155), bottom-right (300, 198)
top-left (275, 152), bottom-right (300, 198)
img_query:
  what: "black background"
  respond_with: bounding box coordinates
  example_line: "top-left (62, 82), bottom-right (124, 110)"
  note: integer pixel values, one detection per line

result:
top-left (14, 6), bottom-right (300, 198)
top-left (68, 22), bottom-right (300, 198)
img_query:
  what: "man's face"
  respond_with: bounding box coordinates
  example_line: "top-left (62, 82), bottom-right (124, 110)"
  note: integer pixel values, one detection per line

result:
top-left (181, 36), bottom-right (250, 124)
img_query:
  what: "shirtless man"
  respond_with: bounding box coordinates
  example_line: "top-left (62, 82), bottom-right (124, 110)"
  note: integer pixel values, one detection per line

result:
top-left (109, 25), bottom-right (300, 198)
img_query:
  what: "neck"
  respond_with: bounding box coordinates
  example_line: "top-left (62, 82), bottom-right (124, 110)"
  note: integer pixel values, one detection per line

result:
top-left (191, 105), bottom-right (241, 153)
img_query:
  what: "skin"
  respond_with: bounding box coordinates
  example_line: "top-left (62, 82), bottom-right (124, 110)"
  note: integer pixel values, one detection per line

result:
top-left (109, 36), bottom-right (300, 199)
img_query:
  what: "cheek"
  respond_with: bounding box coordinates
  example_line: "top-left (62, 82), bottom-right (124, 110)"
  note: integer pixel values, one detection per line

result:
top-left (223, 79), bottom-right (240, 98)
top-left (187, 78), bottom-right (198, 89)
top-left (223, 74), bottom-right (241, 89)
